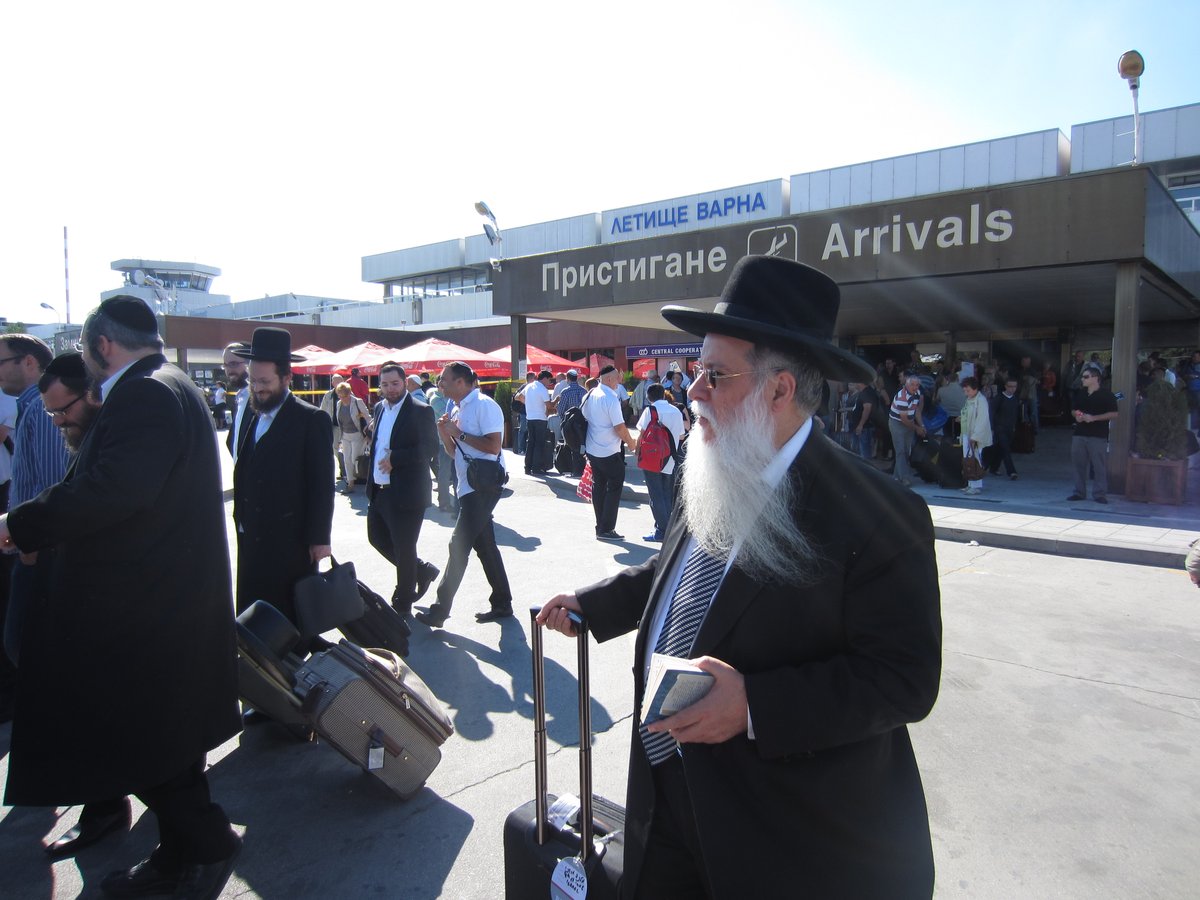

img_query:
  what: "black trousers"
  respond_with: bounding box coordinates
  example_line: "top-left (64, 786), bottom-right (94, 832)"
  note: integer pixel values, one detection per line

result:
top-left (635, 755), bottom-right (712, 899)
top-left (587, 452), bottom-right (625, 534)
top-left (525, 420), bottom-right (549, 472)
top-left (137, 758), bottom-right (237, 870)
top-left (432, 489), bottom-right (511, 617)
top-left (367, 487), bottom-right (428, 606)
top-left (989, 427), bottom-right (1017, 476)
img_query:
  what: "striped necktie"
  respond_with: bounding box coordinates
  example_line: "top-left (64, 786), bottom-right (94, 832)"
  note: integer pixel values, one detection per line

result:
top-left (640, 543), bottom-right (725, 766)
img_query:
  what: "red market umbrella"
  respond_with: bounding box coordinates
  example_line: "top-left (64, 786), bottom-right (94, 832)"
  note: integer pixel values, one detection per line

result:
top-left (293, 341), bottom-right (396, 375)
top-left (486, 344), bottom-right (577, 376)
top-left (385, 337), bottom-right (510, 378)
top-left (571, 353), bottom-right (615, 376)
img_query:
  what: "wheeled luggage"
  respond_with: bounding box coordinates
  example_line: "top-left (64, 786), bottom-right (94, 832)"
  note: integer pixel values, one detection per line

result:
top-left (1013, 420), bottom-right (1036, 453)
top-left (554, 442), bottom-right (577, 476)
top-left (503, 609), bottom-right (625, 898)
top-left (235, 601), bottom-right (309, 730)
top-left (909, 438), bottom-right (940, 484)
top-left (338, 576), bottom-right (412, 658)
top-left (937, 438), bottom-right (966, 489)
top-left (293, 641), bottom-right (453, 799)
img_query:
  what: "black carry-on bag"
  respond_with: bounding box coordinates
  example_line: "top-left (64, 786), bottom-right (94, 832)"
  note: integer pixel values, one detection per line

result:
top-left (503, 609), bottom-right (625, 898)
top-left (337, 576), bottom-right (412, 658)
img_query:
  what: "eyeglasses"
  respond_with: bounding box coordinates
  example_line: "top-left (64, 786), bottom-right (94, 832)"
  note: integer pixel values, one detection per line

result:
top-left (691, 363), bottom-right (779, 390)
top-left (45, 394), bottom-right (83, 418)
top-left (0, 355), bottom-right (23, 366)
top-left (72, 341), bottom-right (84, 353)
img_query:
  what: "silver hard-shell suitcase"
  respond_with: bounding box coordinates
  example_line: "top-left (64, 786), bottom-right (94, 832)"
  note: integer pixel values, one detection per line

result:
top-left (293, 641), bottom-right (453, 799)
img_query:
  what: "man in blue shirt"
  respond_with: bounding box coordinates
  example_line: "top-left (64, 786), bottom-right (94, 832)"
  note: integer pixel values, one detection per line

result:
top-left (0, 334), bottom-right (68, 722)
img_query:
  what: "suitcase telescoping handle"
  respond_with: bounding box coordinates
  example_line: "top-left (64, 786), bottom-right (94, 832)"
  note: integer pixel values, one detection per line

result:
top-left (529, 606), bottom-right (594, 863)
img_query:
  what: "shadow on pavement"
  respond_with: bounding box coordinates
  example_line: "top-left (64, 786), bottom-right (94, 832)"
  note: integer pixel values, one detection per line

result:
top-left (406, 618), bottom-right (614, 750)
top-left (209, 727), bottom-right (473, 899)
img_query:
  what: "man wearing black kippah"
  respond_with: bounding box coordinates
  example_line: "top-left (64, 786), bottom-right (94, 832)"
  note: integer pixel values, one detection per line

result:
top-left (0, 296), bottom-right (243, 899)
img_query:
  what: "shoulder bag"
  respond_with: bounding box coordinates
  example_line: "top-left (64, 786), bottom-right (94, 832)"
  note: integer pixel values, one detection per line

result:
top-left (455, 436), bottom-right (508, 493)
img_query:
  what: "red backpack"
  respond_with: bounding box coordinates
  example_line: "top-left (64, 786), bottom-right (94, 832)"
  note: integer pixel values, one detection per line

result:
top-left (636, 406), bottom-right (677, 473)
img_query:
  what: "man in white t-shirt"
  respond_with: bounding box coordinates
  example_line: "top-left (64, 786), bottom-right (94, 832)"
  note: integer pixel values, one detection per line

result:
top-left (522, 370), bottom-right (554, 475)
top-left (415, 362), bottom-right (514, 627)
top-left (635, 383), bottom-right (687, 543)
top-left (583, 365), bottom-right (634, 541)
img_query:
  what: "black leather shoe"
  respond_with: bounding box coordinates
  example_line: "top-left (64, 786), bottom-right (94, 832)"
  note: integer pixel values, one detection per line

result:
top-left (46, 799), bottom-right (132, 859)
top-left (170, 835), bottom-right (241, 900)
top-left (415, 562), bottom-right (440, 601)
top-left (475, 608), bottom-right (514, 623)
top-left (242, 708), bottom-right (271, 726)
top-left (100, 857), bottom-right (180, 897)
top-left (415, 609), bottom-right (448, 628)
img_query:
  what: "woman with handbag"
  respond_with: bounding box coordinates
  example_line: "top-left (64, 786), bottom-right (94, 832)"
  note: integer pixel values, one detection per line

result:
top-left (335, 382), bottom-right (371, 492)
top-left (959, 376), bottom-right (992, 496)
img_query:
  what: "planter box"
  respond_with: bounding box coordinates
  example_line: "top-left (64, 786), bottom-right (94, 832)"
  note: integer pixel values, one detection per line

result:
top-left (1125, 456), bottom-right (1188, 505)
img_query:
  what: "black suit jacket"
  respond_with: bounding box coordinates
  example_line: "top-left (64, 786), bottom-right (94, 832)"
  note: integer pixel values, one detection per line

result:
top-left (5, 354), bottom-right (240, 805)
top-left (577, 431), bottom-right (942, 899)
top-left (232, 392), bottom-right (334, 619)
top-left (366, 393), bottom-right (437, 509)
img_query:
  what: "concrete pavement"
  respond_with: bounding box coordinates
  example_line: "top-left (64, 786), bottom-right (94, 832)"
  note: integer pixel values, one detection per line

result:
top-left (1, 429), bottom-right (1197, 898)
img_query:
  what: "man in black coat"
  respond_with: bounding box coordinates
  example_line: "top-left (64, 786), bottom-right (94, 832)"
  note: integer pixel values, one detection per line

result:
top-left (231, 328), bottom-right (334, 626)
top-left (988, 377), bottom-right (1021, 479)
top-left (366, 363), bottom-right (439, 616)
top-left (0, 296), bottom-right (243, 899)
top-left (540, 256), bottom-right (942, 899)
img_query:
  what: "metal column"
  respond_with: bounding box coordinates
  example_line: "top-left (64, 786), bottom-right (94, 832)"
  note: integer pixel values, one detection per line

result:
top-left (1108, 262), bottom-right (1141, 494)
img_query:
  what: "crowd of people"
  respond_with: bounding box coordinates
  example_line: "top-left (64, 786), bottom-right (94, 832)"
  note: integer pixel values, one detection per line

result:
top-left (825, 343), bottom-right (1200, 503)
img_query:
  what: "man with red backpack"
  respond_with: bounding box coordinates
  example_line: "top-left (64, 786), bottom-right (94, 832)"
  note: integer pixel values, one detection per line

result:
top-left (635, 382), bottom-right (687, 542)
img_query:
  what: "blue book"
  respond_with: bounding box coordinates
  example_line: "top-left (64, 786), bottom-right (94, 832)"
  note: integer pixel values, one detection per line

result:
top-left (641, 654), bottom-right (715, 725)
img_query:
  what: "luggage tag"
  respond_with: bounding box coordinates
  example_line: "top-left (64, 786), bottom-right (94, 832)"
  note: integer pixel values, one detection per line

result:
top-left (546, 794), bottom-right (581, 832)
top-left (368, 727), bottom-right (386, 770)
top-left (550, 857), bottom-right (587, 900)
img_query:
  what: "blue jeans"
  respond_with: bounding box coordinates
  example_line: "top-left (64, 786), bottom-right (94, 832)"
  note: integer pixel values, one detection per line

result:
top-left (515, 412), bottom-right (528, 454)
top-left (643, 469), bottom-right (675, 537)
top-left (854, 426), bottom-right (875, 460)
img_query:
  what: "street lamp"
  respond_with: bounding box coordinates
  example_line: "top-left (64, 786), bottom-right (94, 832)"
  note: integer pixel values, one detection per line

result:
top-left (40, 301), bottom-right (61, 323)
top-left (1117, 50), bottom-right (1145, 165)
top-left (475, 200), bottom-right (503, 272)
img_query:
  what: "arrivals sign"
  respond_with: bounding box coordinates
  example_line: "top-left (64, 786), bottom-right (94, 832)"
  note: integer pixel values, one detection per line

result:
top-left (495, 172), bottom-right (1149, 316)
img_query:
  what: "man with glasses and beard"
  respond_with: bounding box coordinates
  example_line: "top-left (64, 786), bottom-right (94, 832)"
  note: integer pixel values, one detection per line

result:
top-left (223, 341), bottom-right (251, 460)
top-left (0, 296), bottom-right (243, 899)
top-left (231, 327), bottom-right (333, 630)
top-left (539, 256), bottom-right (942, 900)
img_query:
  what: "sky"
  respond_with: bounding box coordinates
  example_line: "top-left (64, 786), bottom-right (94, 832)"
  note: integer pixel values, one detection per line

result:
top-left (2, 0), bottom-right (1197, 328)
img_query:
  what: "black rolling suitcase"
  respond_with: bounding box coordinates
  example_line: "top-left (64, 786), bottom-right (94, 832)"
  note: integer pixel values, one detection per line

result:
top-left (338, 576), bottom-right (412, 658)
top-left (908, 438), bottom-right (940, 484)
top-left (554, 442), bottom-right (577, 476)
top-left (1013, 420), bottom-right (1035, 454)
top-left (937, 438), bottom-right (966, 489)
top-left (293, 641), bottom-right (453, 799)
top-left (503, 609), bottom-right (625, 898)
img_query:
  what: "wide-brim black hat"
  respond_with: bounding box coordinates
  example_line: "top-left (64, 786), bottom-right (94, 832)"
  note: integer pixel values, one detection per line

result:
top-left (661, 255), bottom-right (874, 383)
top-left (231, 327), bottom-right (304, 364)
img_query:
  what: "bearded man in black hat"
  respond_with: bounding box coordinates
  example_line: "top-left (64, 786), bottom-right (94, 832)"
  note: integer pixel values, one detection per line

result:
top-left (0, 297), bottom-right (243, 899)
top-left (231, 327), bottom-right (334, 628)
top-left (539, 256), bottom-right (942, 899)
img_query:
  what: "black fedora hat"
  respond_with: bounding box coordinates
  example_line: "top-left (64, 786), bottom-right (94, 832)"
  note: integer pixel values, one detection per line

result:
top-left (661, 255), bottom-right (874, 383)
top-left (231, 327), bottom-right (304, 364)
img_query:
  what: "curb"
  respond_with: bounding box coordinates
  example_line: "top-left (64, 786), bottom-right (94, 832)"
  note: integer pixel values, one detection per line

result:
top-left (934, 523), bottom-right (1188, 569)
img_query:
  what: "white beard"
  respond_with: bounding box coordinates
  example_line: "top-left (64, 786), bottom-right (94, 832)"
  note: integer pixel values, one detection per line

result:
top-left (679, 392), bottom-right (821, 585)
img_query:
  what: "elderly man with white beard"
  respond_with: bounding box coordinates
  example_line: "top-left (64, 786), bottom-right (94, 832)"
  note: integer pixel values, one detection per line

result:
top-left (539, 255), bottom-right (942, 900)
